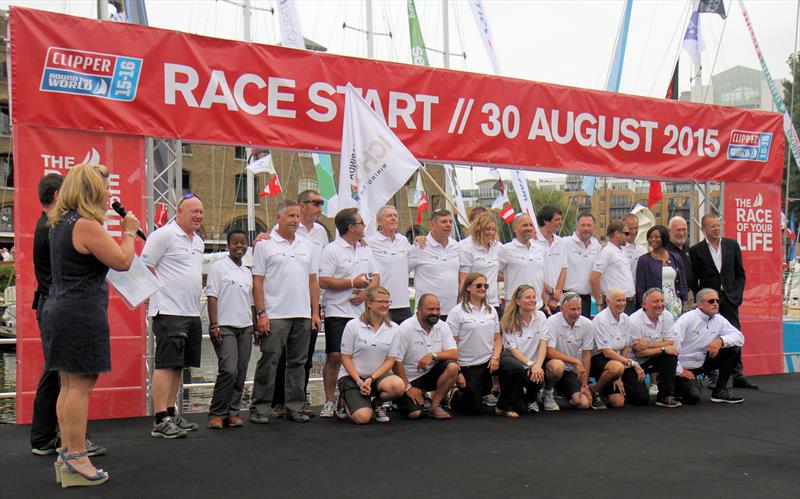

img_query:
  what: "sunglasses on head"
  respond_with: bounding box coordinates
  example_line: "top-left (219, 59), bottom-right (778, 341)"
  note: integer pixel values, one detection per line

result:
top-left (178, 192), bottom-right (202, 206)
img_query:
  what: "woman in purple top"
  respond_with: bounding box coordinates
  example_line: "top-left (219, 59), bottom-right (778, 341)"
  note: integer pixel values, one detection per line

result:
top-left (635, 225), bottom-right (687, 317)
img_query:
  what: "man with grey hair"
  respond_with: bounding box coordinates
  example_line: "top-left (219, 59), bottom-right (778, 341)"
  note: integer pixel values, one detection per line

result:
top-left (367, 205), bottom-right (412, 323)
top-left (665, 216), bottom-right (692, 293)
top-left (250, 200), bottom-right (321, 423)
top-left (626, 288), bottom-right (681, 408)
top-left (590, 220), bottom-right (636, 314)
top-left (672, 288), bottom-right (745, 404)
top-left (409, 209), bottom-right (460, 319)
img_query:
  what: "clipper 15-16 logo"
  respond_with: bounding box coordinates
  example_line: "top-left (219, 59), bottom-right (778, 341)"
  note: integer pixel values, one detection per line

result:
top-left (727, 129), bottom-right (772, 162)
top-left (40, 47), bottom-right (142, 102)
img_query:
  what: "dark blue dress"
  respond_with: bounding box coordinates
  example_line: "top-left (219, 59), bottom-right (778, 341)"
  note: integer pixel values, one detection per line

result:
top-left (42, 210), bottom-right (111, 375)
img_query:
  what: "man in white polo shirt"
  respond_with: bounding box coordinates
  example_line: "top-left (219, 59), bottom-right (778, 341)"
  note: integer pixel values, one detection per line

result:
top-left (499, 214), bottom-right (546, 312)
top-left (388, 294), bottom-right (459, 420)
top-left (318, 208), bottom-right (379, 417)
top-left (535, 205), bottom-right (568, 312)
top-left (590, 220), bottom-right (636, 315)
top-left (142, 195), bottom-right (205, 438)
top-left (409, 209), bottom-right (460, 319)
top-left (563, 213), bottom-right (601, 318)
top-left (622, 213), bottom-right (647, 277)
top-left (367, 205), bottom-right (412, 324)
top-left (249, 200), bottom-right (320, 424)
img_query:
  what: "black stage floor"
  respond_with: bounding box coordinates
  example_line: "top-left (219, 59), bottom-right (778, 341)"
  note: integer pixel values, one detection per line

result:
top-left (1, 374), bottom-right (798, 498)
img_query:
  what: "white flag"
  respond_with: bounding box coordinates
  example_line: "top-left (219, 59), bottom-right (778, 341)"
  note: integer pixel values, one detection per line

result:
top-left (491, 191), bottom-right (509, 210)
top-left (413, 172), bottom-right (425, 204)
top-left (276, 0), bottom-right (305, 49)
top-left (246, 153), bottom-right (275, 174)
top-left (339, 83), bottom-right (421, 232)
top-left (510, 170), bottom-right (538, 234)
top-left (443, 164), bottom-right (468, 226)
top-left (469, 0), bottom-right (501, 75)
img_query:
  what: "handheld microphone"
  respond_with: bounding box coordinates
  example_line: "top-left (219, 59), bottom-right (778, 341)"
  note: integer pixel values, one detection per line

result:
top-left (111, 201), bottom-right (147, 241)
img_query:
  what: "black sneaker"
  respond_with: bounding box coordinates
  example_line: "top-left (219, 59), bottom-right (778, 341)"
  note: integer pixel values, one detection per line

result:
top-left (590, 392), bottom-right (607, 410)
top-left (85, 438), bottom-right (106, 457)
top-left (31, 436), bottom-right (59, 456)
top-left (151, 416), bottom-right (189, 438)
top-left (710, 389), bottom-right (743, 404)
top-left (172, 414), bottom-right (199, 432)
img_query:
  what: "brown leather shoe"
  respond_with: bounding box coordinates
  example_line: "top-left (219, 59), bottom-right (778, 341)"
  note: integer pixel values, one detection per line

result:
top-left (226, 416), bottom-right (244, 427)
top-left (207, 416), bottom-right (224, 429)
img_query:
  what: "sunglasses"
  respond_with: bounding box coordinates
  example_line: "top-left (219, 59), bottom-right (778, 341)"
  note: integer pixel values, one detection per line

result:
top-left (303, 199), bottom-right (325, 207)
top-left (371, 300), bottom-right (392, 305)
top-left (473, 283), bottom-right (489, 289)
top-left (704, 299), bottom-right (719, 304)
top-left (178, 192), bottom-right (202, 206)
top-left (622, 231), bottom-right (631, 236)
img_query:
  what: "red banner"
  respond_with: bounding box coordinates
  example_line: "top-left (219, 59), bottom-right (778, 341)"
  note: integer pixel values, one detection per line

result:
top-left (9, 7), bottom-right (783, 184)
top-left (724, 183), bottom-right (783, 375)
top-left (13, 124), bottom-right (147, 423)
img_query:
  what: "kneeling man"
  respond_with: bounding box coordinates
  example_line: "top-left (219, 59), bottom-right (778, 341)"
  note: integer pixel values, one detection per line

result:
top-left (388, 294), bottom-right (459, 419)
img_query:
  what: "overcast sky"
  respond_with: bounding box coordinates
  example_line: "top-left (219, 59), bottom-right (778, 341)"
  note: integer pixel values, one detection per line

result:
top-left (3, 0), bottom-right (797, 185)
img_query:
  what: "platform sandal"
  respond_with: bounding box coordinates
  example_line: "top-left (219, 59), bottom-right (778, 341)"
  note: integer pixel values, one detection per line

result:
top-left (54, 447), bottom-right (66, 484)
top-left (58, 449), bottom-right (109, 488)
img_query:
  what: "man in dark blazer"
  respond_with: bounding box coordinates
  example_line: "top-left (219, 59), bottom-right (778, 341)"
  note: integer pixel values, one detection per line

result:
top-left (690, 213), bottom-right (757, 390)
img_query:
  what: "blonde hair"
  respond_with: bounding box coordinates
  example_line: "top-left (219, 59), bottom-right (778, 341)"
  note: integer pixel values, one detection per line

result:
top-left (500, 284), bottom-right (537, 335)
top-left (469, 212), bottom-right (498, 247)
top-left (49, 164), bottom-right (110, 226)
top-left (360, 287), bottom-right (392, 326)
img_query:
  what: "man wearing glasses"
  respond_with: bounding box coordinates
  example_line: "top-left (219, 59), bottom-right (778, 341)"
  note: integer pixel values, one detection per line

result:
top-left (590, 220), bottom-right (636, 315)
top-left (672, 288), bottom-right (744, 404)
top-left (622, 214), bottom-right (647, 277)
top-left (318, 208), bottom-right (380, 417)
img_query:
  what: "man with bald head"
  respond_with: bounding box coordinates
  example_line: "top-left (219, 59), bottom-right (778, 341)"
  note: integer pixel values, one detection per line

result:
top-left (499, 214), bottom-right (546, 311)
top-left (143, 195), bottom-right (205, 438)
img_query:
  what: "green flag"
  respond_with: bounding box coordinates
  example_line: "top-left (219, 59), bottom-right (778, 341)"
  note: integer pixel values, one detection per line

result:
top-left (407, 0), bottom-right (429, 66)
top-left (312, 153), bottom-right (337, 217)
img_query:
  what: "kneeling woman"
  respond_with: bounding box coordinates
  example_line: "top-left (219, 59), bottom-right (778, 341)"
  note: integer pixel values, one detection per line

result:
top-left (497, 285), bottom-right (548, 417)
top-left (338, 287), bottom-right (405, 424)
top-left (446, 272), bottom-right (502, 415)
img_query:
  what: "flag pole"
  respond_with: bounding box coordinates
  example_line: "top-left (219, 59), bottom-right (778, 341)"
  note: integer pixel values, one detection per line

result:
top-left (420, 165), bottom-right (470, 227)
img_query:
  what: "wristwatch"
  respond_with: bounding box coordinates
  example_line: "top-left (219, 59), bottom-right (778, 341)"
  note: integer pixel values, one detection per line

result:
top-left (526, 360), bottom-right (535, 369)
top-left (431, 351), bottom-right (438, 361)
top-left (256, 309), bottom-right (266, 318)
top-left (660, 346), bottom-right (666, 353)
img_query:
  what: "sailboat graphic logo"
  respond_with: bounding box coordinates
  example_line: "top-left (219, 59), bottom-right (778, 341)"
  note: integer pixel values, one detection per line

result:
top-left (82, 147), bottom-right (101, 166)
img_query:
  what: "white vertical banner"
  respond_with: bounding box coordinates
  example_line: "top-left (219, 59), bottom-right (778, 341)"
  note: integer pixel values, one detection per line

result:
top-left (276, 0), bottom-right (305, 49)
top-left (468, 0), bottom-right (501, 75)
top-left (510, 170), bottom-right (538, 232)
top-left (444, 164), bottom-right (468, 226)
top-left (339, 83), bottom-right (421, 232)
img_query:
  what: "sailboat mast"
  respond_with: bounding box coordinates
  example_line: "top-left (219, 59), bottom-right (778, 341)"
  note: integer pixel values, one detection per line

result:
top-left (244, 0), bottom-right (256, 240)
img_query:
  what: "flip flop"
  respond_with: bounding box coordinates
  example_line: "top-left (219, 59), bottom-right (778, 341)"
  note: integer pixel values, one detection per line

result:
top-left (429, 405), bottom-right (452, 420)
top-left (494, 407), bottom-right (520, 418)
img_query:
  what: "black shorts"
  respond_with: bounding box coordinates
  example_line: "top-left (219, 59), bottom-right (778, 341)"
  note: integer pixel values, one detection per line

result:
top-left (153, 314), bottom-right (202, 369)
top-left (553, 368), bottom-right (582, 399)
top-left (396, 360), bottom-right (455, 416)
top-left (590, 354), bottom-right (624, 396)
top-left (337, 373), bottom-right (394, 413)
top-left (324, 317), bottom-right (352, 354)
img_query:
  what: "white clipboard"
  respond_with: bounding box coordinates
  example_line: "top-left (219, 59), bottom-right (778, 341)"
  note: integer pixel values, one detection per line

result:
top-left (106, 254), bottom-right (162, 309)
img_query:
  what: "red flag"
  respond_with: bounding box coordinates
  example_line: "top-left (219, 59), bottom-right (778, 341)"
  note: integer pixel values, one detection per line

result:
top-left (499, 203), bottom-right (515, 223)
top-left (648, 181), bottom-right (662, 207)
top-left (416, 192), bottom-right (430, 223)
top-left (154, 203), bottom-right (168, 228)
top-left (259, 174), bottom-right (282, 197)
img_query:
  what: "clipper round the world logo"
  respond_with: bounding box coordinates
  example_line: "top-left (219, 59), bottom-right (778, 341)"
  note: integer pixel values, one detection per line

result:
top-left (40, 47), bottom-right (142, 102)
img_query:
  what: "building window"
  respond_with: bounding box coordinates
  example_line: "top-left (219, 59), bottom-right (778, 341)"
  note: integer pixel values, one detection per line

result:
top-left (225, 216), bottom-right (267, 236)
top-left (234, 174), bottom-right (261, 204)
top-left (298, 178), bottom-right (319, 193)
top-left (234, 146), bottom-right (248, 160)
top-left (0, 107), bottom-right (10, 136)
top-left (0, 206), bottom-right (12, 232)
top-left (182, 169), bottom-right (191, 196)
top-left (0, 156), bottom-right (13, 188)
top-left (407, 187), bottom-right (418, 207)
top-left (181, 143), bottom-right (192, 155)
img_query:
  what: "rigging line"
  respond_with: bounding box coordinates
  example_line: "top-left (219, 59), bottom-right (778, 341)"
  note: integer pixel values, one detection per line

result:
top-left (597, 2), bottom-right (628, 90)
top-left (657, 0), bottom-right (693, 98)
top-left (632, 0), bottom-right (659, 91)
top-left (785, 0), bottom-right (800, 216)
top-left (702, 0), bottom-right (732, 104)
top-left (452, 1), bottom-right (469, 71)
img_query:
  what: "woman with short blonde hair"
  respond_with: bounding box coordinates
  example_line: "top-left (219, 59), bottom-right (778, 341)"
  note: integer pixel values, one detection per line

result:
top-left (42, 163), bottom-right (139, 487)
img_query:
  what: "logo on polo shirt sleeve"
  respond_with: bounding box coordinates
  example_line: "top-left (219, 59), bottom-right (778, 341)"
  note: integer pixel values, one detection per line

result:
top-left (727, 130), bottom-right (772, 162)
top-left (40, 47), bottom-right (142, 102)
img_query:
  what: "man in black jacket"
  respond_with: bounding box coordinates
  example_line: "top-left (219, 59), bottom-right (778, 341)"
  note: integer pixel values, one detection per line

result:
top-left (689, 213), bottom-right (757, 390)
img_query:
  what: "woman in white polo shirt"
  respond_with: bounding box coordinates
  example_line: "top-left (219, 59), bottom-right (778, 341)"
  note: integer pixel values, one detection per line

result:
top-left (337, 287), bottom-right (405, 424)
top-left (459, 213), bottom-right (501, 315)
top-left (497, 285), bottom-right (548, 417)
top-left (446, 272), bottom-right (502, 415)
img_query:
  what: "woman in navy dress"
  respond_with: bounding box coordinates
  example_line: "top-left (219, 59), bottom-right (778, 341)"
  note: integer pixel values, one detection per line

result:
top-left (42, 163), bottom-right (139, 488)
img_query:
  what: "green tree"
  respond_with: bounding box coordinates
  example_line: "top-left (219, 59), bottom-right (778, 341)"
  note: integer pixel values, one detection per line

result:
top-left (783, 51), bottom-right (800, 219)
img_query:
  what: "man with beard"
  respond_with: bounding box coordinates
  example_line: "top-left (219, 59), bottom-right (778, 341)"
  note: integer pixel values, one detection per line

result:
top-left (388, 294), bottom-right (459, 419)
top-left (563, 213), bottom-right (601, 318)
top-left (665, 216), bottom-right (692, 300)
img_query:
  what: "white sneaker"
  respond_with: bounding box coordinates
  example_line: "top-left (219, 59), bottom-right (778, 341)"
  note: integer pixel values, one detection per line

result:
top-left (320, 400), bottom-right (335, 418)
top-left (542, 389), bottom-right (560, 411)
top-left (482, 393), bottom-right (498, 407)
top-left (526, 401), bottom-right (540, 413)
top-left (649, 384), bottom-right (659, 397)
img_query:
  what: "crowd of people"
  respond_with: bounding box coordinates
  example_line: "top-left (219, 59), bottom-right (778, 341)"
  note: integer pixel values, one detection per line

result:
top-left (30, 167), bottom-right (756, 488)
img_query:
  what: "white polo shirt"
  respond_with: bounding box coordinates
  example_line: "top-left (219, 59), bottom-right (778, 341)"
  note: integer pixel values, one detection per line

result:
top-left (388, 316), bottom-right (457, 382)
top-left (366, 231), bottom-right (411, 310)
top-left (459, 239), bottom-right (501, 306)
top-left (563, 234), bottom-right (601, 295)
top-left (592, 242), bottom-right (635, 298)
top-left (409, 234), bottom-right (460, 313)
top-left (628, 308), bottom-right (675, 363)
top-left (297, 222), bottom-right (329, 273)
top-left (673, 308), bottom-right (745, 373)
top-left (502, 310), bottom-right (548, 361)
top-left (205, 257), bottom-right (254, 328)
top-left (534, 231), bottom-right (567, 291)
top-left (622, 242), bottom-right (648, 277)
top-left (591, 307), bottom-right (630, 355)
top-left (446, 302), bottom-right (499, 366)
top-left (544, 312), bottom-right (594, 371)
top-left (338, 318), bottom-right (399, 379)
top-left (498, 238), bottom-right (545, 309)
top-left (142, 221), bottom-right (204, 317)
top-left (252, 230), bottom-right (317, 319)
top-left (320, 238), bottom-right (377, 318)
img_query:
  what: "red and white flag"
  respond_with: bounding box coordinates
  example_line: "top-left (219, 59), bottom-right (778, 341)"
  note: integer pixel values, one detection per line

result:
top-left (499, 204), bottom-right (515, 223)
top-left (414, 173), bottom-right (430, 223)
top-left (259, 174), bottom-right (282, 197)
top-left (154, 203), bottom-right (169, 228)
